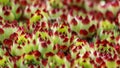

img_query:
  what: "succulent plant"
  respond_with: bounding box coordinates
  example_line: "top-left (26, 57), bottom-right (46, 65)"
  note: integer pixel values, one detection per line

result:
top-left (0, 25), bottom-right (17, 43)
top-left (69, 15), bottom-right (97, 38)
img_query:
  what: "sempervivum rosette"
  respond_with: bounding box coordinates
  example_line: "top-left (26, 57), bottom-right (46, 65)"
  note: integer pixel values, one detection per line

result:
top-left (96, 0), bottom-right (120, 14)
top-left (36, 21), bottom-right (71, 58)
top-left (0, 22), bottom-right (17, 43)
top-left (96, 0), bottom-right (120, 22)
top-left (97, 20), bottom-right (119, 43)
top-left (10, 28), bottom-right (41, 56)
top-left (7, 31), bottom-right (42, 68)
top-left (93, 39), bottom-right (119, 68)
top-left (107, 1), bottom-right (120, 15)
top-left (69, 38), bottom-right (94, 68)
top-left (0, 1), bottom-right (23, 21)
top-left (0, 5), bottom-right (15, 21)
top-left (22, 53), bottom-right (40, 67)
top-left (24, 5), bottom-right (48, 20)
top-left (69, 38), bottom-right (93, 59)
top-left (23, 9), bottom-right (49, 33)
top-left (68, 14), bottom-right (97, 39)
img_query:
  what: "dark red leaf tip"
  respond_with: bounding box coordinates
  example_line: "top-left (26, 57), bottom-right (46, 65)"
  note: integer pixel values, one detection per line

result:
top-left (3, 39), bottom-right (13, 46)
top-left (42, 59), bottom-right (48, 66)
top-left (79, 29), bottom-right (88, 36)
top-left (0, 28), bottom-right (4, 34)
top-left (4, 10), bottom-right (10, 16)
top-left (89, 24), bottom-right (96, 32)
top-left (41, 42), bottom-right (47, 48)
top-left (10, 33), bottom-right (18, 40)
top-left (46, 52), bottom-right (54, 57)
top-left (71, 18), bottom-right (78, 26)
top-left (82, 51), bottom-right (89, 58)
top-left (82, 16), bottom-right (90, 25)
top-left (33, 50), bottom-right (41, 57)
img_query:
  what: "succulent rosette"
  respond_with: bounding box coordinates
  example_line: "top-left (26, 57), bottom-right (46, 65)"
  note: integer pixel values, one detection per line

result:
top-left (0, 1), bottom-right (23, 21)
top-left (97, 20), bottom-right (119, 43)
top-left (92, 39), bottom-right (120, 68)
top-left (0, 23), bottom-right (17, 43)
top-left (96, 0), bottom-right (120, 14)
top-left (68, 38), bottom-right (95, 68)
top-left (68, 14), bottom-right (97, 39)
top-left (107, 1), bottom-right (120, 15)
top-left (0, 6), bottom-right (15, 21)
top-left (96, 1), bottom-right (120, 24)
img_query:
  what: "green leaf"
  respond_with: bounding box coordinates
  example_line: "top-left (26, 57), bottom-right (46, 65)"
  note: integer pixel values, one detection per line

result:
top-left (17, 35), bottom-right (27, 44)
top-left (0, 57), bottom-right (7, 66)
top-left (24, 55), bottom-right (34, 61)
top-left (23, 44), bottom-right (33, 54)
top-left (30, 14), bottom-right (41, 24)
top-left (0, 0), bottom-right (9, 5)
top-left (0, 27), bottom-right (17, 42)
top-left (101, 20), bottom-right (116, 30)
top-left (106, 61), bottom-right (116, 68)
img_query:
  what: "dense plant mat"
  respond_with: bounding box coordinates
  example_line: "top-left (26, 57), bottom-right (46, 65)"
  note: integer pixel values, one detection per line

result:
top-left (0, 0), bottom-right (120, 68)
